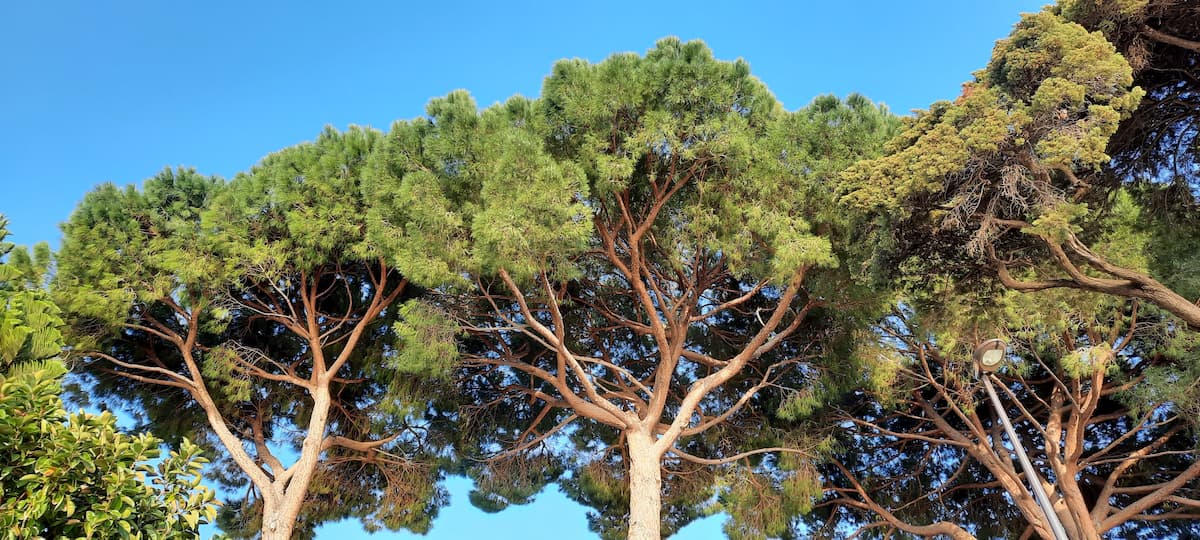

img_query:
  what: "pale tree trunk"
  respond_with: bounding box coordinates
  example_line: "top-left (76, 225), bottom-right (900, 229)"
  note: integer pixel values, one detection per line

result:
top-left (190, 378), bottom-right (307, 540)
top-left (627, 430), bottom-right (664, 540)
top-left (256, 386), bottom-right (334, 540)
top-left (260, 494), bottom-right (293, 540)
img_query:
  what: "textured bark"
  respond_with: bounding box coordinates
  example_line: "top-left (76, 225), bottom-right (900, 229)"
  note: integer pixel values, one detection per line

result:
top-left (832, 460), bottom-right (977, 540)
top-left (263, 387), bottom-right (332, 539)
top-left (627, 430), bottom-right (664, 540)
top-left (85, 265), bottom-right (406, 540)
top-left (259, 496), bottom-right (292, 540)
top-left (472, 247), bottom-right (815, 539)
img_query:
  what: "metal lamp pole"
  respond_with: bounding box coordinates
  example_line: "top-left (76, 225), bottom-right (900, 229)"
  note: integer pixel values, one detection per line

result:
top-left (974, 339), bottom-right (1071, 540)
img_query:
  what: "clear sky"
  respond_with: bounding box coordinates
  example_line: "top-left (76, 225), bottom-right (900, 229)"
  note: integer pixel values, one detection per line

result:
top-left (1, 1), bottom-right (1044, 538)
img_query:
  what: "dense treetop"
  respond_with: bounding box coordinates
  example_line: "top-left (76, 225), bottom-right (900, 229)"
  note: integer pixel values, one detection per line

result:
top-left (20, 2), bottom-right (1200, 537)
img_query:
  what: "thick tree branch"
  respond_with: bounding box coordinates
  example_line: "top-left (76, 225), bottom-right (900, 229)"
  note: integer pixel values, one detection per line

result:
top-left (1142, 24), bottom-right (1200, 53)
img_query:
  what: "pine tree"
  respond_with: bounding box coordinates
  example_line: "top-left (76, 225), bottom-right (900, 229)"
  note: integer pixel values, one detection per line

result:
top-left (365, 39), bottom-right (899, 540)
top-left (54, 130), bottom-right (450, 539)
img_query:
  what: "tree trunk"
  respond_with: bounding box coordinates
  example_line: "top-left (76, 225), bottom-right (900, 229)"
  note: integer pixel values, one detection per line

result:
top-left (627, 430), bottom-right (663, 540)
top-left (257, 386), bottom-right (334, 539)
top-left (260, 493), bottom-right (296, 540)
top-left (1057, 481), bottom-right (1101, 539)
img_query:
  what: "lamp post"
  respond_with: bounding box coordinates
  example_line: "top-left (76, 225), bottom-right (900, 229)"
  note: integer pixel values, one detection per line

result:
top-left (973, 339), bottom-right (1071, 540)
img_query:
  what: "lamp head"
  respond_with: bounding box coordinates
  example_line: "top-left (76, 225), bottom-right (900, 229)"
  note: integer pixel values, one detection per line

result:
top-left (974, 338), bottom-right (1007, 373)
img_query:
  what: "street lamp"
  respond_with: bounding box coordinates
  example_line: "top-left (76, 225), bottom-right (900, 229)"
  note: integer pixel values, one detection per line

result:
top-left (973, 338), bottom-right (1006, 372)
top-left (973, 340), bottom-right (1071, 540)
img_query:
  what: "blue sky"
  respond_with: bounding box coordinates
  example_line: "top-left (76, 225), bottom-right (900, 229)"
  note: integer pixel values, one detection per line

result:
top-left (1, 1), bottom-right (1044, 538)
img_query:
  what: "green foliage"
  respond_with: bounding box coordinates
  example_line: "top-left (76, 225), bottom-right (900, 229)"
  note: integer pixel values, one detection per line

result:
top-left (216, 459), bottom-right (446, 540)
top-left (1091, 190), bottom-right (1146, 261)
top-left (54, 129), bottom-right (454, 537)
top-left (1130, 181), bottom-right (1200, 302)
top-left (0, 287), bottom-right (62, 366)
top-left (776, 389), bottom-right (822, 422)
top-left (1, 216), bottom-right (66, 372)
top-left (0, 362), bottom-right (218, 540)
top-left (1121, 327), bottom-right (1200, 428)
top-left (0, 219), bottom-right (62, 367)
top-left (828, 0), bottom-right (1187, 396)
top-left (777, 94), bottom-right (900, 232)
top-left (364, 91), bottom-right (593, 287)
top-left (1, 217), bottom-right (217, 539)
top-left (375, 40), bottom-right (903, 540)
top-left (815, 295), bottom-right (1200, 538)
top-left (1059, 342), bottom-right (1118, 378)
top-left (389, 301), bottom-right (460, 380)
top-left (198, 347), bottom-right (252, 403)
top-left (1025, 201), bottom-right (1088, 242)
top-left (835, 336), bottom-right (910, 409)
top-left (559, 463), bottom-right (632, 540)
top-left (212, 125), bottom-right (383, 272)
top-left (985, 9), bottom-right (1143, 169)
top-left (465, 454), bottom-right (564, 514)
top-left (469, 118), bottom-right (592, 281)
top-left (54, 168), bottom-right (226, 333)
top-left (1057, 0), bottom-right (1148, 24)
top-left (719, 465), bottom-right (821, 540)
top-left (838, 100), bottom-right (971, 214)
top-left (841, 7), bottom-right (1142, 222)
top-left (368, 39), bottom-right (883, 289)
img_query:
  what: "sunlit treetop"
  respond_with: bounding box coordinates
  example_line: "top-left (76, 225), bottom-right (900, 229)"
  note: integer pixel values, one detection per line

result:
top-left (53, 128), bottom-right (451, 539)
top-left (367, 38), bottom-right (855, 289)
top-left (841, 9), bottom-right (1143, 227)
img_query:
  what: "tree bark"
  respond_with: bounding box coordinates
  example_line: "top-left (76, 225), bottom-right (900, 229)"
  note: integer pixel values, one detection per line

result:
top-left (627, 430), bottom-right (664, 540)
top-left (260, 494), bottom-right (294, 540)
top-left (259, 385), bottom-right (333, 539)
top-left (1138, 285), bottom-right (1200, 331)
